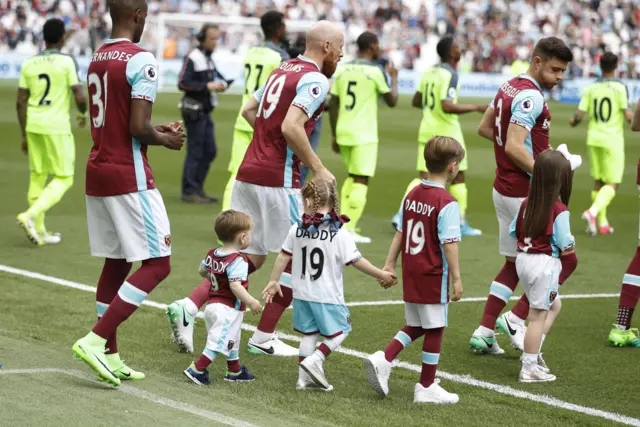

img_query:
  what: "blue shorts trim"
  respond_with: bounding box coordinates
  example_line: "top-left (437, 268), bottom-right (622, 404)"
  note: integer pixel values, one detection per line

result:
top-left (293, 299), bottom-right (352, 337)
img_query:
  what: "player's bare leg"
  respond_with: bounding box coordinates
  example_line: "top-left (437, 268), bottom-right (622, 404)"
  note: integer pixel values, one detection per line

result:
top-left (584, 180), bottom-right (617, 236)
top-left (18, 174), bottom-right (73, 246)
top-left (343, 174), bottom-right (372, 244)
top-left (94, 258), bottom-right (144, 380)
top-left (470, 256), bottom-right (523, 355)
top-left (73, 257), bottom-right (171, 384)
top-left (519, 304), bottom-right (558, 383)
top-left (609, 244), bottom-right (640, 348)
top-left (247, 255), bottom-right (298, 356)
top-left (449, 171), bottom-right (481, 237)
top-left (414, 328), bottom-right (458, 404)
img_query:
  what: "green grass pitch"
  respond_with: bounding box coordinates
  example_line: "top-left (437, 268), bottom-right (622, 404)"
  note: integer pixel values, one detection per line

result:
top-left (0, 81), bottom-right (639, 427)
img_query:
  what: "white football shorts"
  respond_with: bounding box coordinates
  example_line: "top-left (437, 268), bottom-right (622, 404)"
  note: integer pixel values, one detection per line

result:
top-left (493, 188), bottom-right (525, 258)
top-left (405, 302), bottom-right (448, 329)
top-left (231, 180), bottom-right (302, 256)
top-left (516, 253), bottom-right (561, 311)
top-left (204, 303), bottom-right (244, 358)
top-left (86, 189), bottom-right (171, 263)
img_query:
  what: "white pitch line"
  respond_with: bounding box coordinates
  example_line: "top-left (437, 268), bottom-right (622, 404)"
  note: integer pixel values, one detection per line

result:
top-left (0, 263), bottom-right (618, 308)
top-left (344, 293), bottom-right (621, 307)
top-left (0, 264), bottom-right (638, 426)
top-left (0, 368), bottom-right (256, 427)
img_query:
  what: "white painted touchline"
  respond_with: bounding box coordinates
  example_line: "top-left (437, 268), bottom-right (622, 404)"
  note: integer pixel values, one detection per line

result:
top-left (0, 264), bottom-right (638, 426)
top-left (0, 368), bottom-right (256, 427)
top-left (344, 293), bottom-right (620, 307)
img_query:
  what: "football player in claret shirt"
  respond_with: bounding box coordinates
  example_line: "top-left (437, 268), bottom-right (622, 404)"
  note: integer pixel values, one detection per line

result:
top-left (166, 10), bottom-right (292, 353)
top-left (263, 178), bottom-right (395, 391)
top-left (168, 21), bottom-right (344, 358)
top-left (71, 0), bottom-right (185, 386)
top-left (472, 37), bottom-right (573, 354)
top-left (607, 98), bottom-right (640, 348)
top-left (184, 210), bottom-right (262, 385)
top-left (365, 136), bottom-right (464, 405)
top-left (509, 148), bottom-right (580, 382)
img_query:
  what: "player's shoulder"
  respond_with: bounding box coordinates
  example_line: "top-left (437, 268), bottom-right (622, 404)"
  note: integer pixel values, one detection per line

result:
top-left (259, 41), bottom-right (290, 61)
top-left (228, 252), bottom-right (248, 267)
top-left (438, 62), bottom-right (457, 76)
top-left (103, 39), bottom-right (147, 54)
top-left (607, 78), bottom-right (629, 94)
top-left (126, 50), bottom-right (158, 82)
top-left (335, 225), bottom-right (355, 243)
top-left (363, 61), bottom-right (387, 80)
top-left (297, 70), bottom-right (330, 91)
top-left (52, 52), bottom-right (79, 71)
top-left (129, 48), bottom-right (156, 64)
top-left (205, 247), bottom-right (218, 259)
top-left (553, 199), bottom-right (569, 216)
top-left (440, 189), bottom-right (458, 205)
top-left (430, 187), bottom-right (458, 210)
top-left (512, 87), bottom-right (544, 113)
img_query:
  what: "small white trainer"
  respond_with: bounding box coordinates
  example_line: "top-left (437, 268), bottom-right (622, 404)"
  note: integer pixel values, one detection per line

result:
top-left (296, 367), bottom-right (333, 392)
top-left (300, 353), bottom-right (330, 389)
top-left (364, 350), bottom-right (392, 397)
top-left (413, 380), bottom-right (459, 404)
top-left (537, 353), bottom-right (550, 374)
top-left (518, 365), bottom-right (556, 383)
top-left (519, 353), bottom-right (551, 374)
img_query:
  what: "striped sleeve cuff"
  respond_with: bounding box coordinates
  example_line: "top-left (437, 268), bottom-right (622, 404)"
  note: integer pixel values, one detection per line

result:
top-left (346, 252), bottom-right (362, 266)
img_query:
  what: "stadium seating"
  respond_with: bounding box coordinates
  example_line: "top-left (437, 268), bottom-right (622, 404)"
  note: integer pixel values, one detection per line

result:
top-left (1, 0), bottom-right (639, 76)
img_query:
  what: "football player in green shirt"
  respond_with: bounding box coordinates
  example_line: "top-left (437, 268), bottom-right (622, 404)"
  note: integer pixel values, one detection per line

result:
top-left (391, 36), bottom-right (487, 236)
top-left (328, 31), bottom-right (398, 243)
top-left (221, 11), bottom-right (290, 212)
top-left (16, 18), bottom-right (87, 246)
top-left (570, 52), bottom-right (633, 236)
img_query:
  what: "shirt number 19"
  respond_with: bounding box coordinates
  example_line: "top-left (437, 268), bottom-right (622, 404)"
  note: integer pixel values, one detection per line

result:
top-left (405, 219), bottom-right (425, 255)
